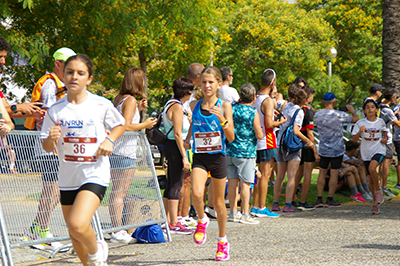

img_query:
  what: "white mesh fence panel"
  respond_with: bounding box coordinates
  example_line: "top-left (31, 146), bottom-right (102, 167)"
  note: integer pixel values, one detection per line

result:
top-left (0, 130), bottom-right (169, 265)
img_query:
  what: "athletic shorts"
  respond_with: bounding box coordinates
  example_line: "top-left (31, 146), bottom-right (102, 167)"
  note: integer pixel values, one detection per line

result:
top-left (300, 147), bottom-right (315, 165)
top-left (384, 143), bottom-right (393, 159)
top-left (37, 155), bottom-right (59, 182)
top-left (363, 153), bottom-right (385, 175)
top-left (226, 156), bottom-right (256, 183)
top-left (277, 148), bottom-right (301, 163)
top-left (393, 141), bottom-right (400, 161)
top-left (256, 149), bottom-right (277, 163)
top-left (192, 153), bottom-right (227, 179)
top-left (60, 183), bottom-right (107, 205)
top-left (319, 155), bottom-right (343, 170)
top-left (110, 154), bottom-right (136, 170)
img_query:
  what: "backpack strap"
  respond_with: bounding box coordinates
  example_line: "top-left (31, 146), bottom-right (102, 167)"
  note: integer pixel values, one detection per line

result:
top-left (290, 108), bottom-right (301, 126)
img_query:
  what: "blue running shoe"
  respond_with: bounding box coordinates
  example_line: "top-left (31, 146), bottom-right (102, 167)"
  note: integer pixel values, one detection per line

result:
top-left (255, 207), bottom-right (280, 218)
top-left (250, 207), bottom-right (258, 216)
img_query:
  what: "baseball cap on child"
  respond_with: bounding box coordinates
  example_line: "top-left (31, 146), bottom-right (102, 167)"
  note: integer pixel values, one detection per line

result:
top-left (370, 83), bottom-right (384, 94)
top-left (322, 92), bottom-right (336, 101)
top-left (53, 47), bottom-right (76, 62)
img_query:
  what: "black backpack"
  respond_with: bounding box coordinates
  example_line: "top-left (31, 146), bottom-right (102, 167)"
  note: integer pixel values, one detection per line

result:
top-left (145, 100), bottom-right (178, 145)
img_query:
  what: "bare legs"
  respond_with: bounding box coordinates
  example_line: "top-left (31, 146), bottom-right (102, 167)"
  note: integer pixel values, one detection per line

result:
top-left (228, 178), bottom-right (251, 215)
top-left (109, 168), bottom-right (135, 228)
top-left (257, 160), bottom-right (274, 208)
top-left (192, 168), bottom-right (227, 237)
top-left (274, 161), bottom-right (300, 204)
top-left (35, 180), bottom-right (60, 229)
top-left (178, 172), bottom-right (191, 217)
top-left (62, 191), bottom-right (100, 266)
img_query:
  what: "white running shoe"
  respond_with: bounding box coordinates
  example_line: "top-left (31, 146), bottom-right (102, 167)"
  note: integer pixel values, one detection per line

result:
top-left (239, 215), bottom-right (260, 225)
top-left (227, 212), bottom-right (242, 222)
top-left (87, 240), bottom-right (108, 266)
top-left (180, 217), bottom-right (197, 229)
top-left (29, 232), bottom-right (69, 253)
top-left (204, 206), bottom-right (217, 218)
top-left (110, 230), bottom-right (138, 244)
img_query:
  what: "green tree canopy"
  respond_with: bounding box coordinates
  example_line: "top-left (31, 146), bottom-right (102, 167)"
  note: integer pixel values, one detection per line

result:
top-left (214, 0), bottom-right (336, 109)
top-left (297, 0), bottom-right (383, 108)
top-left (1, 0), bottom-right (221, 111)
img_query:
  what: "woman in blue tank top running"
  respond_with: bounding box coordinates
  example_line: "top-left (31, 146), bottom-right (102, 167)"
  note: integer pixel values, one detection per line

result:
top-left (186, 66), bottom-right (234, 261)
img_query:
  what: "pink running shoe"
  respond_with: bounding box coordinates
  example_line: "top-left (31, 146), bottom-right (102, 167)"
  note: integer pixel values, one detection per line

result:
top-left (193, 216), bottom-right (209, 245)
top-left (216, 241), bottom-right (230, 261)
top-left (372, 202), bottom-right (379, 215)
top-left (375, 190), bottom-right (383, 204)
top-left (350, 192), bottom-right (366, 203)
top-left (169, 222), bottom-right (193, 235)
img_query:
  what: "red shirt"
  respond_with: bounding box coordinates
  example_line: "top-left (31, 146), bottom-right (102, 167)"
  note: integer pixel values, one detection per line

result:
top-left (0, 91), bottom-right (4, 98)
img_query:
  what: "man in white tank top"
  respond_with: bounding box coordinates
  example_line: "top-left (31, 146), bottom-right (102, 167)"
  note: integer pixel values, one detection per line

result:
top-left (250, 69), bottom-right (286, 218)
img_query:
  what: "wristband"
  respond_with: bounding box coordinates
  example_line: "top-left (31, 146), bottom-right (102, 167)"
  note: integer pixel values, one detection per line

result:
top-left (220, 120), bottom-right (228, 126)
top-left (222, 124), bottom-right (229, 130)
top-left (105, 136), bottom-right (115, 145)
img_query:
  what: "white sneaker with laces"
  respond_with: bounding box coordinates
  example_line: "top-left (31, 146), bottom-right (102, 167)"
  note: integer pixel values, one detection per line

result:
top-left (88, 240), bottom-right (108, 266)
top-left (239, 215), bottom-right (260, 225)
top-left (110, 230), bottom-right (138, 244)
top-left (204, 206), bottom-right (217, 218)
top-left (180, 217), bottom-right (197, 229)
top-left (31, 232), bottom-right (69, 252)
top-left (227, 212), bottom-right (242, 222)
top-left (382, 187), bottom-right (396, 198)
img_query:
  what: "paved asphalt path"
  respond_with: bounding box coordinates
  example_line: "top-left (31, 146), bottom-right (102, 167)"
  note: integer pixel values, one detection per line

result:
top-left (10, 197), bottom-right (400, 266)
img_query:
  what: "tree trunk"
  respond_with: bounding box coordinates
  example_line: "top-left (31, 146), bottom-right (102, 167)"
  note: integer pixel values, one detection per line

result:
top-left (138, 49), bottom-right (148, 123)
top-left (382, 0), bottom-right (400, 88)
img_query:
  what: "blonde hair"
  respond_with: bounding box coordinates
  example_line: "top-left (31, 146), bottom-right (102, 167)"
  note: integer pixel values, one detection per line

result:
top-left (196, 66), bottom-right (222, 100)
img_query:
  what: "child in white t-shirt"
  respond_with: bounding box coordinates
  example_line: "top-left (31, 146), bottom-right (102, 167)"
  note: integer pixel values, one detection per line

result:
top-left (352, 99), bottom-right (388, 215)
top-left (41, 54), bottom-right (125, 265)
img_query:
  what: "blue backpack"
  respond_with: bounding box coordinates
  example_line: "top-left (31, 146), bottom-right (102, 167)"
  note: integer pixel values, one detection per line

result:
top-left (132, 222), bottom-right (166, 244)
top-left (280, 108), bottom-right (303, 156)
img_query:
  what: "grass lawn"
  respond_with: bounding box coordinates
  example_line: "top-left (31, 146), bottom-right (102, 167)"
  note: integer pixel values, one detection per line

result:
top-left (265, 168), bottom-right (400, 207)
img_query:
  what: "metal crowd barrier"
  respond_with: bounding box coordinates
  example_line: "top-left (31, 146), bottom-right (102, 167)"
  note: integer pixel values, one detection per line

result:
top-left (0, 130), bottom-right (170, 266)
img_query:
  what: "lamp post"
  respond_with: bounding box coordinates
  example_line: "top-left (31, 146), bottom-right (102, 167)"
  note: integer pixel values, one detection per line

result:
top-left (326, 47), bottom-right (337, 77)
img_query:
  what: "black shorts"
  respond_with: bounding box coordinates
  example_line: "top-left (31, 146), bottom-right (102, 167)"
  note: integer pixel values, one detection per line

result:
top-left (192, 153), bottom-right (227, 179)
top-left (319, 155), bottom-right (343, 170)
top-left (300, 147), bottom-right (315, 165)
top-left (60, 183), bottom-right (107, 205)
top-left (363, 153), bottom-right (385, 175)
top-left (38, 155), bottom-right (59, 182)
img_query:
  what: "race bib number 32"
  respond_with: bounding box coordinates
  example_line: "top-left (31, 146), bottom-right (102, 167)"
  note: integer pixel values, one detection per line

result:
top-left (63, 137), bottom-right (98, 163)
top-left (194, 132), bottom-right (222, 153)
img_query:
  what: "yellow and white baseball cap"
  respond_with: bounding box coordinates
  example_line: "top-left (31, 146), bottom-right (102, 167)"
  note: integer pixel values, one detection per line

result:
top-left (53, 47), bottom-right (76, 62)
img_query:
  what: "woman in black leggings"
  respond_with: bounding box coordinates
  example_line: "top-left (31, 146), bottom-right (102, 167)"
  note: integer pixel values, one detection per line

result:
top-left (162, 77), bottom-right (193, 234)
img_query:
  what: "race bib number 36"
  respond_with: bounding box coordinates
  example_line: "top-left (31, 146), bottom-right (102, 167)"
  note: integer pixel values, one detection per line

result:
top-left (194, 132), bottom-right (222, 153)
top-left (63, 137), bottom-right (98, 163)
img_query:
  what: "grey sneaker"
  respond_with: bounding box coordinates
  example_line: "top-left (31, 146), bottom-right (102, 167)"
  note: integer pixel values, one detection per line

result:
top-left (205, 206), bottom-right (217, 218)
top-left (361, 193), bottom-right (373, 202)
top-left (239, 215), bottom-right (260, 225)
top-left (382, 187), bottom-right (396, 198)
top-left (228, 212), bottom-right (242, 222)
top-left (394, 184), bottom-right (400, 190)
